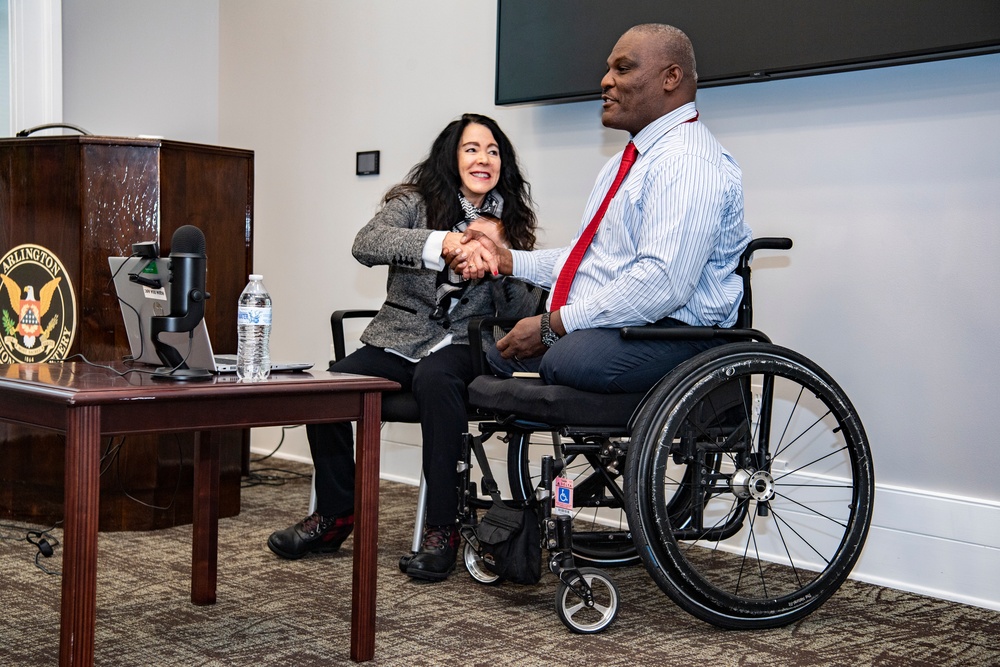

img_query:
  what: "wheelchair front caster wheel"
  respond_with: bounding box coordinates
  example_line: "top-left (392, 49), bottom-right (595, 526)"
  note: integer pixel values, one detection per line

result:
top-left (555, 567), bottom-right (619, 633)
top-left (463, 541), bottom-right (501, 585)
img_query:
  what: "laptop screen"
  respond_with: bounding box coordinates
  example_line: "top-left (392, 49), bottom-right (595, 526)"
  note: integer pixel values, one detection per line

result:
top-left (108, 256), bottom-right (220, 369)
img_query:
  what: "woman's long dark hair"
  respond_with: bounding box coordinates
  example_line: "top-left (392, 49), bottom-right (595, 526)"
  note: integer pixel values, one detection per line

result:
top-left (385, 113), bottom-right (537, 250)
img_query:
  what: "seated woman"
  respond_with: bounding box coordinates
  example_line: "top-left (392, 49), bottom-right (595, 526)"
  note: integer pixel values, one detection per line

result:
top-left (267, 113), bottom-right (539, 582)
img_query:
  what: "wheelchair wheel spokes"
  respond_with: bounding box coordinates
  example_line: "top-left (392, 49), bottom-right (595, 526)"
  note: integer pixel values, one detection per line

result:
top-left (554, 567), bottom-right (620, 633)
top-left (626, 343), bottom-right (874, 629)
top-left (563, 460), bottom-right (637, 566)
top-left (507, 431), bottom-right (640, 567)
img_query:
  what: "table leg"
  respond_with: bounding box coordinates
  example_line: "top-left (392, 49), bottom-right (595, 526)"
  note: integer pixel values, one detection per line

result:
top-left (351, 391), bottom-right (382, 662)
top-left (191, 430), bottom-right (220, 605)
top-left (60, 405), bottom-right (101, 667)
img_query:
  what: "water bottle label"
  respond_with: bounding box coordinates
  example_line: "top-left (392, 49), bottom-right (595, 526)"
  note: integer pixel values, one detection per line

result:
top-left (238, 306), bottom-right (272, 326)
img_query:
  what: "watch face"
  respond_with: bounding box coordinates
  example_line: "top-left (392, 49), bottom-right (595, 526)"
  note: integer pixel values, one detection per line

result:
top-left (540, 313), bottom-right (559, 347)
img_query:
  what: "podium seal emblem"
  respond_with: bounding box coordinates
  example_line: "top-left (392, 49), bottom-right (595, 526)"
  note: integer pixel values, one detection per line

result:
top-left (0, 244), bottom-right (78, 363)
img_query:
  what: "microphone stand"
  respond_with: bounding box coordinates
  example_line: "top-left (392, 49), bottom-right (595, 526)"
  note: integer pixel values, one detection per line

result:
top-left (152, 330), bottom-right (212, 381)
top-left (150, 228), bottom-right (213, 381)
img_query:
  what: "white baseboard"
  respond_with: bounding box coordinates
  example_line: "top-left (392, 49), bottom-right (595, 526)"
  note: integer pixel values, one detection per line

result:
top-left (258, 431), bottom-right (1000, 613)
top-left (848, 483), bottom-right (1000, 611)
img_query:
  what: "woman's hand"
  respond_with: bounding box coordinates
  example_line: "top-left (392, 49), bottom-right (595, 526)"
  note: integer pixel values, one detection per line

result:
top-left (447, 229), bottom-right (512, 279)
top-left (442, 231), bottom-right (468, 261)
top-left (442, 215), bottom-right (505, 269)
top-left (442, 217), bottom-right (506, 278)
top-left (443, 232), bottom-right (494, 277)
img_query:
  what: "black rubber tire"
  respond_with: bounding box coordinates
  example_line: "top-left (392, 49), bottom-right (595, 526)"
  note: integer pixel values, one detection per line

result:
top-left (554, 567), bottom-right (620, 633)
top-left (625, 342), bottom-right (874, 629)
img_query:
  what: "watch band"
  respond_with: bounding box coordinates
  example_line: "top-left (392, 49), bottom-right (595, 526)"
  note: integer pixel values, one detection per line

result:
top-left (540, 312), bottom-right (561, 348)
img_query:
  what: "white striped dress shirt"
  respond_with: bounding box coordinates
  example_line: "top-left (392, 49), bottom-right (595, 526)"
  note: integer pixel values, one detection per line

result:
top-left (512, 102), bottom-right (752, 333)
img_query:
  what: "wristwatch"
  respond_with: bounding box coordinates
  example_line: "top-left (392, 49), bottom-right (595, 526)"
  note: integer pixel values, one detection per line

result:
top-left (540, 312), bottom-right (561, 348)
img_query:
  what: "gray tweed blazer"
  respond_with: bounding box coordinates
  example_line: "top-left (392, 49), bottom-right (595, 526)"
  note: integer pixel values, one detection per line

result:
top-left (352, 190), bottom-right (540, 359)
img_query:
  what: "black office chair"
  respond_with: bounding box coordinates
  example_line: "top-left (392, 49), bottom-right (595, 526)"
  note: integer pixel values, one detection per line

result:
top-left (323, 309), bottom-right (428, 557)
top-left (322, 284), bottom-right (546, 562)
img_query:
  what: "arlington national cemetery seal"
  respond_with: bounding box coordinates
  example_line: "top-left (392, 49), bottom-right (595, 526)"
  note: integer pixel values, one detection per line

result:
top-left (0, 244), bottom-right (77, 363)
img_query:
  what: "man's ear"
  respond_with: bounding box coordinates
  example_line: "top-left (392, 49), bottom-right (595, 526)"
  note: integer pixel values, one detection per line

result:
top-left (663, 63), bottom-right (684, 92)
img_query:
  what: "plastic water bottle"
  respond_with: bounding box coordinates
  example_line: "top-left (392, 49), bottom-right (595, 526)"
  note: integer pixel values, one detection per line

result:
top-left (236, 274), bottom-right (272, 381)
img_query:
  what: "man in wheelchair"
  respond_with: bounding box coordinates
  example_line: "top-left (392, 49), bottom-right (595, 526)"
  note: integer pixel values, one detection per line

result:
top-left (448, 24), bottom-right (873, 634)
top-left (452, 23), bottom-right (752, 394)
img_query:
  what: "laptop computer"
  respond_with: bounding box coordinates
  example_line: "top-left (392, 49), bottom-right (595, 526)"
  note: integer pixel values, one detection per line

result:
top-left (109, 256), bottom-right (313, 373)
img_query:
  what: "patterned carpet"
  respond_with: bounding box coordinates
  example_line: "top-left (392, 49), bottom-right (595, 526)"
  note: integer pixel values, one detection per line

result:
top-left (2, 460), bottom-right (998, 666)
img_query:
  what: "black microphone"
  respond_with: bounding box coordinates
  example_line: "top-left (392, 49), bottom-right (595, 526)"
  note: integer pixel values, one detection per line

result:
top-left (150, 225), bottom-right (212, 380)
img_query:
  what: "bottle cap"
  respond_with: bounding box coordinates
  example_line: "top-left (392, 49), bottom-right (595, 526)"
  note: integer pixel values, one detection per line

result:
top-left (249, 274), bottom-right (263, 280)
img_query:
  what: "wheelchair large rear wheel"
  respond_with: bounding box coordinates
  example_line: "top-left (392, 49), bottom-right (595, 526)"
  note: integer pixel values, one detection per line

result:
top-left (625, 343), bottom-right (874, 629)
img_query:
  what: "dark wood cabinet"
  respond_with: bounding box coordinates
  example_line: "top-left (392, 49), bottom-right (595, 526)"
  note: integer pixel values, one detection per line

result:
top-left (0, 136), bottom-right (254, 530)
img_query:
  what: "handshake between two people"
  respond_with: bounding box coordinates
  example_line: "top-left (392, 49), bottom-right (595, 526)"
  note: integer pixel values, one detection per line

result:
top-left (443, 227), bottom-right (510, 280)
top-left (443, 228), bottom-right (557, 363)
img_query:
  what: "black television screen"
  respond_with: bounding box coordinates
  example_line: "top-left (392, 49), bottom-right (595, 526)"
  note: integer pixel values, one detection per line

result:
top-left (495, 0), bottom-right (1000, 105)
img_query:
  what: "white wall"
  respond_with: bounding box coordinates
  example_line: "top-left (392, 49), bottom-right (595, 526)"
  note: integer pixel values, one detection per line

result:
top-left (61, 0), bottom-right (218, 143)
top-left (62, 0), bottom-right (1000, 611)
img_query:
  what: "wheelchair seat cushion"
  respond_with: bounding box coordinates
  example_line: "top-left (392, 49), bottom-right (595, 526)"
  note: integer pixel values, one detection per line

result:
top-left (468, 376), bottom-right (645, 428)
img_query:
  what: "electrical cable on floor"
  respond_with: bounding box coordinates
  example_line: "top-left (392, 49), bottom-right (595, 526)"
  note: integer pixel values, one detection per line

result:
top-left (1, 520), bottom-right (63, 576)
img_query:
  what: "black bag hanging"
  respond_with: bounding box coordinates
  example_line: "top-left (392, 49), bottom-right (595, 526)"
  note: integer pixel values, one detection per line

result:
top-left (476, 498), bottom-right (541, 585)
top-left (470, 435), bottom-right (542, 585)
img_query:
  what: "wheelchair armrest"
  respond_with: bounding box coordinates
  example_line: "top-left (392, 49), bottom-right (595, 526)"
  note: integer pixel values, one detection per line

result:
top-left (469, 316), bottom-right (523, 377)
top-left (331, 309), bottom-right (379, 361)
top-left (620, 325), bottom-right (772, 344)
top-left (745, 237), bottom-right (793, 255)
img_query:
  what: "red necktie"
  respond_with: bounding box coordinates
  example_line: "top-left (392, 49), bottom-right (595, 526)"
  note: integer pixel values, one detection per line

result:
top-left (549, 141), bottom-right (639, 310)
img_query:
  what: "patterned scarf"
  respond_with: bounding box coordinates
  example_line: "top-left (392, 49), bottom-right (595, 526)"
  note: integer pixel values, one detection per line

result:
top-left (429, 191), bottom-right (504, 323)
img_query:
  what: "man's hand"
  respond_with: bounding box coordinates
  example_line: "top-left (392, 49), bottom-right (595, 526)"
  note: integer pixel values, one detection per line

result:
top-left (496, 314), bottom-right (548, 361)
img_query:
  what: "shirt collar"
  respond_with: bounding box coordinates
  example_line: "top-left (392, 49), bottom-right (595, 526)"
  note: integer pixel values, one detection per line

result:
top-left (630, 102), bottom-right (699, 155)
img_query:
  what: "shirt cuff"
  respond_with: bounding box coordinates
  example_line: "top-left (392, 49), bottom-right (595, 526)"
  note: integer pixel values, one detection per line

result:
top-left (556, 303), bottom-right (585, 334)
top-left (511, 248), bottom-right (548, 285)
top-left (423, 230), bottom-right (448, 270)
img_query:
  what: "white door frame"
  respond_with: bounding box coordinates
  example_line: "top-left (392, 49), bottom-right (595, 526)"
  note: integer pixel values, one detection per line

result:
top-left (8, 0), bottom-right (61, 135)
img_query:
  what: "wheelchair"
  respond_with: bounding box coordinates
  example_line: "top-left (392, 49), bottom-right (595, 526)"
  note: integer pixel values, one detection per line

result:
top-left (456, 237), bottom-right (876, 633)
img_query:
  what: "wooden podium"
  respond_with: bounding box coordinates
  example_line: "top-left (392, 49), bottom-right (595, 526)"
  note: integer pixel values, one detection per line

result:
top-left (0, 135), bottom-right (254, 530)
